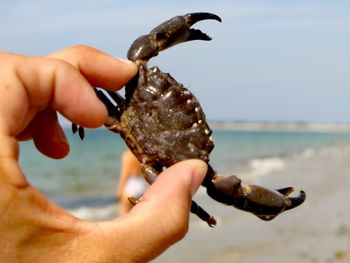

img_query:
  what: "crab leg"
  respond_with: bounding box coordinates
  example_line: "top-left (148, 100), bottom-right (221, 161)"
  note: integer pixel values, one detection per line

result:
top-left (204, 165), bottom-right (306, 221)
top-left (94, 89), bottom-right (122, 118)
top-left (191, 201), bottom-right (217, 227)
top-left (72, 123), bottom-right (85, 140)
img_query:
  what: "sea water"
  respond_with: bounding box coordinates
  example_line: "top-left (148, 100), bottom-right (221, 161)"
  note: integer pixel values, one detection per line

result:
top-left (19, 128), bottom-right (350, 220)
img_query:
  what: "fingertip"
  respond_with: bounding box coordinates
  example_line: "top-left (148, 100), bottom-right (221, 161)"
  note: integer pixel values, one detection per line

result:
top-left (140, 159), bottom-right (207, 207)
top-left (47, 45), bottom-right (138, 91)
top-left (102, 57), bottom-right (138, 90)
top-left (31, 110), bottom-right (70, 159)
top-left (185, 159), bottom-right (208, 195)
top-left (115, 57), bottom-right (138, 73)
top-left (164, 159), bottom-right (207, 195)
top-left (45, 46), bottom-right (137, 128)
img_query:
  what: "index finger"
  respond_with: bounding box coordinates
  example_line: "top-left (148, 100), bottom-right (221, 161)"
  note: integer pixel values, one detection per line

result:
top-left (46, 45), bottom-right (137, 91)
top-left (0, 47), bottom-right (137, 136)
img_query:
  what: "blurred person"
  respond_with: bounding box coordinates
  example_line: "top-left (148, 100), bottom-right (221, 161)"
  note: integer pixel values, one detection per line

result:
top-left (116, 148), bottom-right (148, 215)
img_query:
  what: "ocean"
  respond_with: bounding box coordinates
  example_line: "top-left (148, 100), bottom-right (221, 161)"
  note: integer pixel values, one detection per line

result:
top-left (19, 127), bottom-right (350, 221)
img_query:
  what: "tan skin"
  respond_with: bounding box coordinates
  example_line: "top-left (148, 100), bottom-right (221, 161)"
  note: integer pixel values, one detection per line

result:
top-left (0, 45), bottom-right (207, 262)
top-left (116, 149), bottom-right (146, 215)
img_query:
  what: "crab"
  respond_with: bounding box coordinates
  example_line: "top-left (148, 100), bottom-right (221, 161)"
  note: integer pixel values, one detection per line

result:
top-left (73, 12), bottom-right (306, 227)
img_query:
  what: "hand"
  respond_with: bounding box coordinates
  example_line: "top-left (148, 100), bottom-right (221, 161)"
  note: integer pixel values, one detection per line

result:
top-left (0, 45), bottom-right (207, 262)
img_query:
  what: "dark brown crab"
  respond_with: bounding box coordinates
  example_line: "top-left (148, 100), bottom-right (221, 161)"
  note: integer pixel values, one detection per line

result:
top-left (73, 12), bottom-right (306, 227)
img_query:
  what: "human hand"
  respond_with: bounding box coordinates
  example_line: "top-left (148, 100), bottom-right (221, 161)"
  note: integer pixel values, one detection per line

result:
top-left (0, 46), bottom-right (207, 262)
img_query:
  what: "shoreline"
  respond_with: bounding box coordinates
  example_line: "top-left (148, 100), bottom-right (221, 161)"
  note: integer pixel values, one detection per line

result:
top-left (58, 115), bottom-right (350, 133)
top-left (209, 120), bottom-right (350, 133)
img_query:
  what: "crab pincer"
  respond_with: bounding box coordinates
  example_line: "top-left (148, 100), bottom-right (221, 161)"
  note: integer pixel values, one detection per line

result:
top-left (203, 166), bottom-right (306, 221)
top-left (127, 12), bottom-right (222, 62)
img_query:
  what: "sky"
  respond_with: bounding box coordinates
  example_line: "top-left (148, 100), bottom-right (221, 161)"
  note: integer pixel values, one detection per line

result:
top-left (1, 0), bottom-right (349, 123)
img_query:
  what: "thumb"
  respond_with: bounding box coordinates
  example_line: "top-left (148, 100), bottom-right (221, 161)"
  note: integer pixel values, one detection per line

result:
top-left (99, 159), bottom-right (207, 262)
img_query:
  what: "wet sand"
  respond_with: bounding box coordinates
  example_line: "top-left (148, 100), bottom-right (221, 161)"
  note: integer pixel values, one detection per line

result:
top-left (154, 144), bottom-right (350, 263)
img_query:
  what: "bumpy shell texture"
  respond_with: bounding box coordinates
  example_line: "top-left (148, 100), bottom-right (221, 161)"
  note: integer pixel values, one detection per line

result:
top-left (122, 65), bottom-right (214, 168)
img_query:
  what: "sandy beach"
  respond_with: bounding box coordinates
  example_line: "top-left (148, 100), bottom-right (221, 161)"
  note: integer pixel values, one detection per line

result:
top-left (23, 127), bottom-right (350, 263)
top-left (154, 143), bottom-right (350, 263)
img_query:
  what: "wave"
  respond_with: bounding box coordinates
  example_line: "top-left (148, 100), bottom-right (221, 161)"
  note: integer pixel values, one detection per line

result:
top-left (239, 147), bottom-right (319, 182)
top-left (247, 157), bottom-right (287, 177)
top-left (240, 142), bottom-right (350, 183)
top-left (300, 147), bottom-right (316, 158)
top-left (69, 203), bottom-right (119, 221)
top-left (234, 156), bottom-right (288, 184)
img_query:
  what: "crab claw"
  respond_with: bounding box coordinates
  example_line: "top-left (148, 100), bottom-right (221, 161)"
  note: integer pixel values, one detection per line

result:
top-left (205, 172), bottom-right (306, 221)
top-left (127, 12), bottom-right (222, 62)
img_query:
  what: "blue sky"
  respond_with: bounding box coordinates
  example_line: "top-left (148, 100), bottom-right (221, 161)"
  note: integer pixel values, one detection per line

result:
top-left (1, 1), bottom-right (349, 123)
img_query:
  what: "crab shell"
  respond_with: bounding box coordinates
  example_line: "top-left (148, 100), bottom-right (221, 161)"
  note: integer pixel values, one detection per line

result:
top-left (119, 64), bottom-right (214, 169)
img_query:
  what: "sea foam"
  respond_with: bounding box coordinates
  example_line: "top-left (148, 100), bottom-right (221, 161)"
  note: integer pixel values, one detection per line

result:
top-left (248, 157), bottom-right (287, 177)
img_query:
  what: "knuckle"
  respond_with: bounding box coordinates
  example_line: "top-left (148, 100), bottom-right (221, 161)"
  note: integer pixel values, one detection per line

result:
top-left (47, 44), bottom-right (98, 65)
top-left (67, 44), bottom-right (93, 53)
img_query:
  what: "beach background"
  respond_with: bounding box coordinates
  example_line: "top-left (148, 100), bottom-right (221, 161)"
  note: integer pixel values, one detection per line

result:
top-left (3, 1), bottom-right (349, 261)
top-left (19, 122), bottom-right (350, 263)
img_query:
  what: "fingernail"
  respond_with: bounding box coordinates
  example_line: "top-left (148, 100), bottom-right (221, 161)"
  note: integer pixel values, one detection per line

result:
top-left (115, 57), bottom-right (137, 68)
top-left (190, 160), bottom-right (208, 195)
top-left (115, 58), bottom-right (138, 77)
